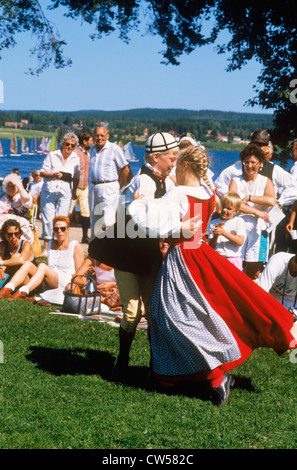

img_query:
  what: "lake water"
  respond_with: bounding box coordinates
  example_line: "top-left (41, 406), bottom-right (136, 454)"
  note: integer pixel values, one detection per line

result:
top-left (0, 138), bottom-right (240, 182)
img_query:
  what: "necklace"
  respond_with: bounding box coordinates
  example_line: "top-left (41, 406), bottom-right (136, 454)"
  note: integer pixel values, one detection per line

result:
top-left (54, 240), bottom-right (69, 251)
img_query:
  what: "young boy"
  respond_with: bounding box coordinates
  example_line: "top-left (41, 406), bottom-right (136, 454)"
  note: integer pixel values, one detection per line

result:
top-left (208, 191), bottom-right (246, 270)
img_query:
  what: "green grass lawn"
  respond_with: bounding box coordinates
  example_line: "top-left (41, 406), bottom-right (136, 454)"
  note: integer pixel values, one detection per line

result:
top-left (0, 299), bottom-right (297, 450)
top-left (0, 128), bottom-right (55, 140)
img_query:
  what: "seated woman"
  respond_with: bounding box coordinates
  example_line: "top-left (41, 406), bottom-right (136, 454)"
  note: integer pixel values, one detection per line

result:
top-left (0, 216), bottom-right (84, 300)
top-left (0, 219), bottom-right (34, 285)
top-left (1, 173), bottom-right (33, 219)
top-left (68, 255), bottom-right (121, 309)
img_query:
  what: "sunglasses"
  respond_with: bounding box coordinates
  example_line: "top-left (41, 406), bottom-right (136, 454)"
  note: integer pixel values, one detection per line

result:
top-left (6, 231), bottom-right (20, 238)
top-left (64, 142), bottom-right (76, 148)
top-left (53, 226), bottom-right (67, 233)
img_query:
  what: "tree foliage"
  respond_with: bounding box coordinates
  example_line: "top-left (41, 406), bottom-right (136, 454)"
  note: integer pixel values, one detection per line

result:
top-left (0, 108), bottom-right (273, 144)
top-left (0, 1), bottom-right (296, 154)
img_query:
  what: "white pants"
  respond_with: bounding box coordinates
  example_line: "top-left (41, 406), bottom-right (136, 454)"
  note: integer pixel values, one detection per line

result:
top-left (40, 190), bottom-right (71, 240)
top-left (89, 181), bottom-right (120, 240)
top-left (242, 215), bottom-right (269, 262)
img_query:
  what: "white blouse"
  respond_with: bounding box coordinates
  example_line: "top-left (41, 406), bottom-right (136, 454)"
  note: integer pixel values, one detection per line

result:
top-left (41, 150), bottom-right (80, 197)
top-left (128, 184), bottom-right (213, 239)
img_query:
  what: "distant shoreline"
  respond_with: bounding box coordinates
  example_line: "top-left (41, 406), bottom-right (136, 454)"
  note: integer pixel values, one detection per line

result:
top-left (0, 128), bottom-right (244, 152)
top-left (134, 140), bottom-right (245, 152)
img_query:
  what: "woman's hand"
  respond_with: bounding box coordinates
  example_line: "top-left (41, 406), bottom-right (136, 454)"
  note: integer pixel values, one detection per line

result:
top-left (286, 223), bottom-right (293, 233)
top-left (97, 281), bottom-right (116, 292)
top-left (0, 268), bottom-right (6, 281)
top-left (257, 210), bottom-right (270, 222)
top-left (181, 215), bottom-right (202, 238)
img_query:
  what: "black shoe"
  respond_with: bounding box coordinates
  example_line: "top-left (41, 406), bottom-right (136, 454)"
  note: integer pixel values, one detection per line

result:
top-left (81, 237), bottom-right (90, 244)
top-left (111, 357), bottom-right (129, 382)
top-left (211, 373), bottom-right (235, 406)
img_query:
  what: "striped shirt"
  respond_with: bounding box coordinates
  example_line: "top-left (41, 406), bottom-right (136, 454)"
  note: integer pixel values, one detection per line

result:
top-left (89, 140), bottom-right (128, 184)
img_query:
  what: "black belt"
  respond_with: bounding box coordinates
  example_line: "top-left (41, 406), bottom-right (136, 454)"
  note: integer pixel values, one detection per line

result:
top-left (91, 180), bottom-right (118, 184)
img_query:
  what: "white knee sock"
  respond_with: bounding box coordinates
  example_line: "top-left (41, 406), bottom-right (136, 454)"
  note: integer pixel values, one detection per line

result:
top-left (19, 286), bottom-right (29, 294)
top-left (5, 282), bottom-right (15, 291)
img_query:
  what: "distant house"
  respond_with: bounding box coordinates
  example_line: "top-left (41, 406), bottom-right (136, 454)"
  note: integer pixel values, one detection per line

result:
top-left (232, 136), bottom-right (249, 144)
top-left (5, 122), bottom-right (20, 128)
top-left (217, 135), bottom-right (228, 142)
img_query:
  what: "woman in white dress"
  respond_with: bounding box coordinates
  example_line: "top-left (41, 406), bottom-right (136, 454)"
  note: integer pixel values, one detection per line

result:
top-left (0, 216), bottom-right (84, 300)
top-left (229, 144), bottom-right (276, 280)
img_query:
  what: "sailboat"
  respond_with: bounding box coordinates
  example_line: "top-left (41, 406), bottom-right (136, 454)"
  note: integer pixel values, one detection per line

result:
top-left (21, 137), bottom-right (29, 155)
top-left (48, 135), bottom-right (58, 152)
top-left (0, 140), bottom-right (3, 157)
top-left (10, 134), bottom-right (21, 156)
top-left (38, 136), bottom-right (47, 154)
top-left (123, 141), bottom-right (138, 162)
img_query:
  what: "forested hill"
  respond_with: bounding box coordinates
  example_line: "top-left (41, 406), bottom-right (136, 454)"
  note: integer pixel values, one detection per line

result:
top-left (33, 108), bottom-right (273, 123)
top-left (0, 108), bottom-right (274, 143)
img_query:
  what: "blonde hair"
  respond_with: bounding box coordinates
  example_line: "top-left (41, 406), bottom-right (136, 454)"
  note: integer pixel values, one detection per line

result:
top-left (221, 192), bottom-right (242, 211)
top-left (178, 146), bottom-right (221, 211)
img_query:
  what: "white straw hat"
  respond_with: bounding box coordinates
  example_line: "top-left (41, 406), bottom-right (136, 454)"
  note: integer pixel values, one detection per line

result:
top-left (145, 132), bottom-right (178, 153)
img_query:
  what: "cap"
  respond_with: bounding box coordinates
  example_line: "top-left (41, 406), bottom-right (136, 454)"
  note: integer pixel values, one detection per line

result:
top-left (145, 132), bottom-right (178, 153)
top-left (251, 130), bottom-right (270, 146)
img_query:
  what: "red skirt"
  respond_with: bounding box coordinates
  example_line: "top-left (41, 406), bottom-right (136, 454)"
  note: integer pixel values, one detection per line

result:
top-left (150, 243), bottom-right (295, 383)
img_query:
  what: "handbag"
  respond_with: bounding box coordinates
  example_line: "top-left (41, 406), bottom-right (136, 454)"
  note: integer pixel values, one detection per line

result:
top-left (62, 274), bottom-right (101, 316)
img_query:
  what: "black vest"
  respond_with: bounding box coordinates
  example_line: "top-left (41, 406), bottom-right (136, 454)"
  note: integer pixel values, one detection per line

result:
top-left (258, 160), bottom-right (274, 181)
top-left (89, 166), bottom-right (165, 274)
top-left (139, 165), bottom-right (167, 199)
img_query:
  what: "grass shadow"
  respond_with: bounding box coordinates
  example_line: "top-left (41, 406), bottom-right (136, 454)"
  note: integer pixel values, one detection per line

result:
top-left (26, 346), bottom-right (115, 379)
top-left (26, 346), bottom-right (256, 401)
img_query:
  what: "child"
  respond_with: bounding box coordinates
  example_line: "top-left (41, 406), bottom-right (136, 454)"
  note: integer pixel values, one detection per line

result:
top-left (208, 191), bottom-right (246, 270)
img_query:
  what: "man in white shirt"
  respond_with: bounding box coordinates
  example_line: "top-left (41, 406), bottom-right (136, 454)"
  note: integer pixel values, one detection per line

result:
top-left (89, 126), bottom-right (132, 239)
top-left (257, 252), bottom-right (297, 316)
top-left (27, 170), bottom-right (43, 200)
top-left (89, 132), bottom-right (179, 381)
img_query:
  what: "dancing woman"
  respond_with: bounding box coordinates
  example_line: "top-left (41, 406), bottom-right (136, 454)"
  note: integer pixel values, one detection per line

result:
top-left (129, 146), bottom-right (297, 406)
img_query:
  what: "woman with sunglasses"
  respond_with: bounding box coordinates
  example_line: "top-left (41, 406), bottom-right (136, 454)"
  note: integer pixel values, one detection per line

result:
top-left (39, 132), bottom-right (80, 256)
top-left (0, 219), bottom-right (34, 285)
top-left (0, 216), bottom-right (84, 300)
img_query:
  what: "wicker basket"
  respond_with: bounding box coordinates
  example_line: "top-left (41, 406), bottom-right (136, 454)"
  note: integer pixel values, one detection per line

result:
top-left (62, 275), bottom-right (101, 316)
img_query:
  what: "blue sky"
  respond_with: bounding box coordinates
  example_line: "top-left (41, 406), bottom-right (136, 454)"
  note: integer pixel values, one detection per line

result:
top-left (0, 2), bottom-right (270, 114)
